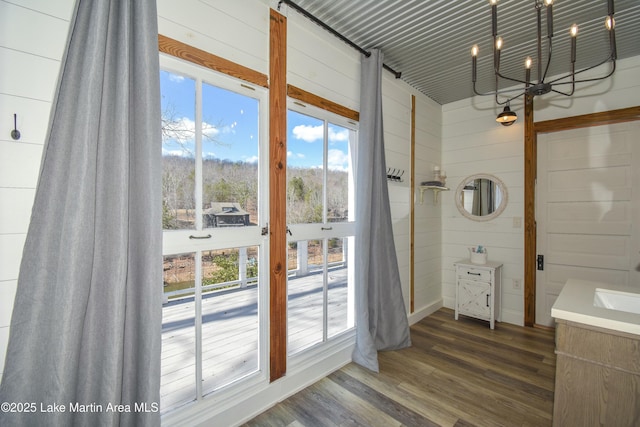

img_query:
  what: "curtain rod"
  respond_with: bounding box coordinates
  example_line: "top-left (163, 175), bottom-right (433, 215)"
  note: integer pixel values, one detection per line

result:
top-left (277, 0), bottom-right (402, 79)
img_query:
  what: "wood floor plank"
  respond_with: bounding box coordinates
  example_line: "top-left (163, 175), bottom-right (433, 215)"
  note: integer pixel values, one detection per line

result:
top-left (329, 370), bottom-right (441, 427)
top-left (339, 362), bottom-right (460, 427)
top-left (243, 308), bottom-right (556, 427)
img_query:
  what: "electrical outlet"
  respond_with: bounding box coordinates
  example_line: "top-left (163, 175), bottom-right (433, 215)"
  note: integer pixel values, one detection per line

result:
top-left (513, 279), bottom-right (521, 290)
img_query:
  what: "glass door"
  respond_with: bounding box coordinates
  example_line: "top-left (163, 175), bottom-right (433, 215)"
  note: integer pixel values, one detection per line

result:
top-left (159, 55), bottom-right (268, 412)
top-left (286, 104), bottom-right (357, 356)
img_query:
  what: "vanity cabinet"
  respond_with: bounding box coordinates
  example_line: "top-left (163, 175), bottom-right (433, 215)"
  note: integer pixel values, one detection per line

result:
top-left (553, 320), bottom-right (640, 426)
top-left (454, 260), bottom-right (502, 329)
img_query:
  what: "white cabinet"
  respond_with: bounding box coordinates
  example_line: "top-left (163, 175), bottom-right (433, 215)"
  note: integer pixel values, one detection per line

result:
top-left (454, 260), bottom-right (502, 329)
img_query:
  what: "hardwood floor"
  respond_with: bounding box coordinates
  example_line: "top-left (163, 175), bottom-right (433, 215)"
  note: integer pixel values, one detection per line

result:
top-left (244, 308), bottom-right (556, 427)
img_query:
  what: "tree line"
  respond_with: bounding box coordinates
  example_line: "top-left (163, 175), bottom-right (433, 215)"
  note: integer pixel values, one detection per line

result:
top-left (162, 155), bottom-right (349, 229)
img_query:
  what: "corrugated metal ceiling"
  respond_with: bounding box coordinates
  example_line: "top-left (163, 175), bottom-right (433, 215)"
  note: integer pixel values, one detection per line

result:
top-left (283, 0), bottom-right (640, 105)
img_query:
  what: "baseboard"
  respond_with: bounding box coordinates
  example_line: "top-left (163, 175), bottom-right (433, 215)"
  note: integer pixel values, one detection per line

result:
top-left (442, 295), bottom-right (455, 310)
top-left (500, 308), bottom-right (524, 326)
top-left (408, 299), bottom-right (443, 325)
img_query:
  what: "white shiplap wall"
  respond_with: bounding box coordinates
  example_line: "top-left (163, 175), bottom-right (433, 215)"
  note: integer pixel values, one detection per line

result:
top-left (413, 95), bottom-right (444, 320)
top-left (0, 0), bottom-right (75, 379)
top-left (1, 0), bottom-right (442, 424)
top-left (442, 55), bottom-right (640, 326)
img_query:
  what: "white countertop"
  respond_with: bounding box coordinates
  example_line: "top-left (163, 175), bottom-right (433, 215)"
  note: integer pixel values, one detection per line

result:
top-left (552, 279), bottom-right (640, 336)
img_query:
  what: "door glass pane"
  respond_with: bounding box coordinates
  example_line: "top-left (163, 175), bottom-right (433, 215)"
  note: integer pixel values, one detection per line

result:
top-left (327, 123), bottom-right (351, 222)
top-left (161, 70), bottom-right (196, 230)
top-left (287, 111), bottom-right (324, 224)
top-left (288, 239), bottom-right (324, 354)
top-left (161, 252), bottom-right (196, 411)
top-left (327, 237), bottom-right (350, 338)
top-left (201, 246), bottom-right (260, 393)
top-left (202, 83), bottom-right (259, 228)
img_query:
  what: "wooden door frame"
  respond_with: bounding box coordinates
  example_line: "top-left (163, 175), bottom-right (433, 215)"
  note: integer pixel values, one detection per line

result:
top-left (523, 105), bottom-right (640, 326)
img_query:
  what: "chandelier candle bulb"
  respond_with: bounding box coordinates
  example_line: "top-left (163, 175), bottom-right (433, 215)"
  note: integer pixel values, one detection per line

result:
top-left (495, 37), bottom-right (503, 70)
top-left (472, 45), bottom-right (479, 81)
top-left (525, 57), bottom-right (532, 86)
top-left (607, 17), bottom-right (617, 59)
top-left (570, 25), bottom-right (578, 63)
top-left (491, 0), bottom-right (498, 37)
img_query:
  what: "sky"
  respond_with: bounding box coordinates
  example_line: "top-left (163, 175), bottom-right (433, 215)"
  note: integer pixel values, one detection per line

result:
top-left (160, 70), bottom-right (352, 171)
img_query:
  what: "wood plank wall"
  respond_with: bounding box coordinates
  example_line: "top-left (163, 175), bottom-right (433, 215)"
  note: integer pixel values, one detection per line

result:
top-left (269, 8), bottom-right (288, 382)
top-left (410, 95), bottom-right (416, 313)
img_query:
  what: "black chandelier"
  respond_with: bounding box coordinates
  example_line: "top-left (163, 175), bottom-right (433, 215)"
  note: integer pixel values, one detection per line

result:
top-left (471, 0), bottom-right (617, 125)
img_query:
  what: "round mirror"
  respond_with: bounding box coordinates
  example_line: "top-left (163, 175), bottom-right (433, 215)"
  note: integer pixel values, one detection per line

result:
top-left (455, 173), bottom-right (508, 221)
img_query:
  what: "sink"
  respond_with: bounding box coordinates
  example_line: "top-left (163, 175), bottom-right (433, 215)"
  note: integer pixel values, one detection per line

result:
top-left (593, 288), bottom-right (640, 315)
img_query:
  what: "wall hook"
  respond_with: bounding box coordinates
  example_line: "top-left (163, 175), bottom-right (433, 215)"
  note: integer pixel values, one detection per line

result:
top-left (386, 167), bottom-right (405, 182)
top-left (11, 114), bottom-right (21, 140)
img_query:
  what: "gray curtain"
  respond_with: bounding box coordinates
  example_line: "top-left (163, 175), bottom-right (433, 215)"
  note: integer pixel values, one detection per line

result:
top-left (352, 49), bottom-right (411, 372)
top-left (0, 0), bottom-right (162, 426)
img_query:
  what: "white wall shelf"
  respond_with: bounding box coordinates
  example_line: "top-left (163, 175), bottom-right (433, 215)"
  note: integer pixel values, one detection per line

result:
top-left (419, 185), bottom-right (449, 205)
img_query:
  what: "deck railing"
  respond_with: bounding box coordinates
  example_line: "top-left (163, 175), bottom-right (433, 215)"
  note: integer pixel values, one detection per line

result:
top-left (164, 241), bottom-right (348, 302)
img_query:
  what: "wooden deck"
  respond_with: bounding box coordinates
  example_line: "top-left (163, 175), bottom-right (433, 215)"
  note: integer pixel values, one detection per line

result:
top-left (161, 267), bottom-right (350, 412)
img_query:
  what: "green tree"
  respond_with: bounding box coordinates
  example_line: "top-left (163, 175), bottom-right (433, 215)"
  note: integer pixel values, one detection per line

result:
top-left (203, 251), bottom-right (258, 285)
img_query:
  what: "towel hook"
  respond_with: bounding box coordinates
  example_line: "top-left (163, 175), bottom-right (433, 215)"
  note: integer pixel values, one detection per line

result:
top-left (11, 113), bottom-right (21, 140)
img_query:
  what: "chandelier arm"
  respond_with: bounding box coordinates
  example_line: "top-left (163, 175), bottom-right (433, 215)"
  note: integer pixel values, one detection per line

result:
top-left (550, 86), bottom-right (575, 97)
top-left (473, 82), bottom-right (526, 98)
top-left (546, 58), bottom-right (616, 86)
top-left (494, 71), bottom-right (528, 86)
top-left (496, 92), bottom-right (526, 106)
top-left (541, 38), bottom-right (553, 83)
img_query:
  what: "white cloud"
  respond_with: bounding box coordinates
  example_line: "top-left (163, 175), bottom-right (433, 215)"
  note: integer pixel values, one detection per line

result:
top-left (245, 155), bottom-right (259, 163)
top-left (202, 121), bottom-right (219, 138)
top-left (287, 151), bottom-right (305, 159)
top-left (292, 124), bottom-right (349, 144)
top-left (327, 149), bottom-right (349, 171)
top-left (168, 74), bottom-right (184, 83)
top-left (292, 124), bottom-right (323, 142)
top-left (163, 117), bottom-right (219, 143)
top-left (329, 128), bottom-right (349, 143)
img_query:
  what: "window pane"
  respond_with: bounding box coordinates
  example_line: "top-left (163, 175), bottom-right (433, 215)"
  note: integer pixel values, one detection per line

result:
top-left (161, 253), bottom-right (196, 411)
top-left (327, 123), bottom-right (351, 222)
top-left (287, 111), bottom-right (324, 224)
top-left (161, 71), bottom-right (196, 230)
top-left (202, 84), bottom-right (259, 228)
top-left (327, 237), bottom-right (350, 338)
top-left (201, 246), bottom-right (259, 393)
top-left (288, 239), bottom-right (324, 354)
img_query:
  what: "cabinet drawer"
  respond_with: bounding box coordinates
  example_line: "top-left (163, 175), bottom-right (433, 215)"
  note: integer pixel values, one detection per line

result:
top-left (457, 266), bottom-right (491, 282)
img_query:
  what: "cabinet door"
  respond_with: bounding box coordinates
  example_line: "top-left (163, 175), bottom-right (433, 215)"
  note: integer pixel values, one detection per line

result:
top-left (458, 279), bottom-right (491, 319)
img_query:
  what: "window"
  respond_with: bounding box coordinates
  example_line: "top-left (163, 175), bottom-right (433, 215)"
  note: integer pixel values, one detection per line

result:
top-left (286, 103), bottom-right (357, 356)
top-left (160, 55), bottom-right (268, 413)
